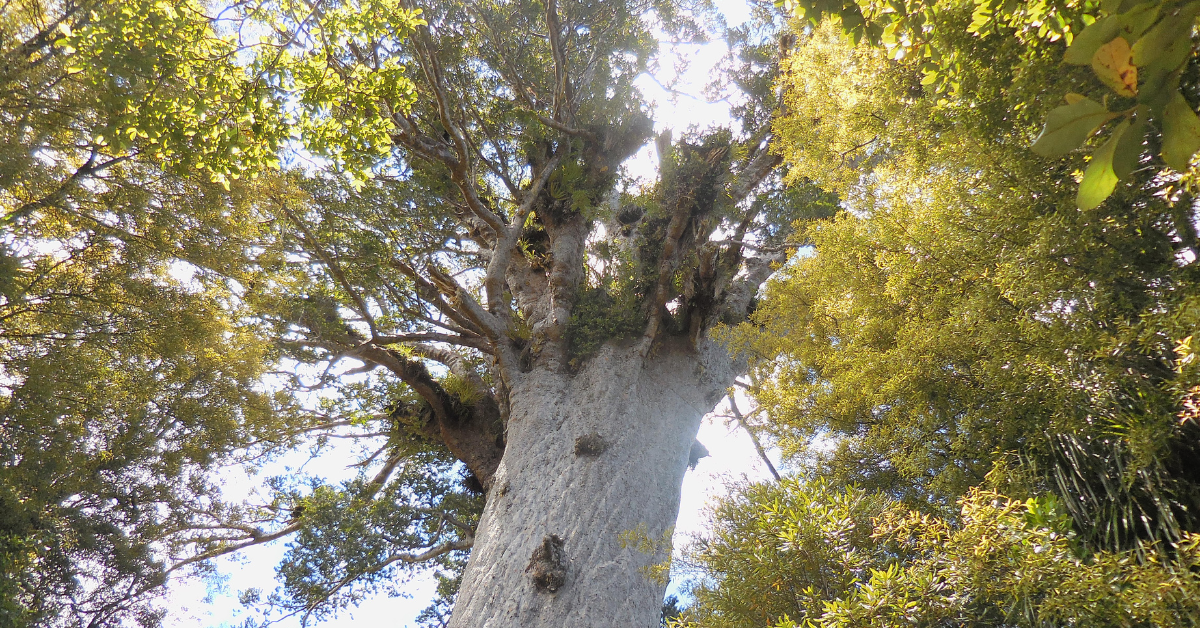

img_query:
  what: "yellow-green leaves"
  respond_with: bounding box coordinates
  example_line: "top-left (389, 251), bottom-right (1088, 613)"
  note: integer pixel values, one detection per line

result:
top-left (1031, 96), bottom-right (1113, 158)
top-left (1162, 92), bottom-right (1200, 169)
top-left (1034, 1), bottom-right (1200, 208)
top-left (272, 0), bottom-right (425, 184)
top-left (44, 0), bottom-right (289, 187)
top-left (1078, 116), bottom-right (1148, 210)
top-left (1078, 120), bottom-right (1127, 210)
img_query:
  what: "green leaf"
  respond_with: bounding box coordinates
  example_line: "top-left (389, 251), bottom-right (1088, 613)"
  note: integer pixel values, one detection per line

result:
top-left (1142, 21), bottom-right (1195, 73)
top-left (1112, 118), bottom-right (1146, 179)
top-left (1162, 92), bottom-right (1200, 170)
top-left (1130, 3), bottom-right (1200, 67)
top-left (1078, 121), bottom-right (1126, 210)
top-left (1032, 97), bottom-right (1112, 157)
top-left (1063, 16), bottom-right (1120, 65)
top-left (1116, 1), bottom-right (1163, 40)
top-left (1138, 65), bottom-right (1181, 115)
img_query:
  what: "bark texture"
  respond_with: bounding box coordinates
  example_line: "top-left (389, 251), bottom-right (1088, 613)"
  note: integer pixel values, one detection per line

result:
top-left (449, 339), bottom-right (734, 628)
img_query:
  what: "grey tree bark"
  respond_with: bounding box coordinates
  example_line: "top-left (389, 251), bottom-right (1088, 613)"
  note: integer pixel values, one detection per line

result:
top-left (448, 339), bottom-right (735, 628)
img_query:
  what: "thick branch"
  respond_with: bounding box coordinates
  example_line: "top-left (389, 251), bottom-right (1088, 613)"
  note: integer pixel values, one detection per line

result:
top-left (425, 263), bottom-right (508, 343)
top-left (3, 153), bottom-right (131, 227)
top-left (545, 0), bottom-right (572, 123)
top-left (374, 332), bottom-right (489, 352)
top-left (410, 343), bottom-right (490, 402)
top-left (391, 260), bottom-right (487, 337)
top-left (729, 142), bottom-right (783, 207)
top-left (716, 250), bottom-right (786, 324)
top-left (350, 342), bottom-right (505, 488)
top-left (483, 151), bottom-right (563, 327)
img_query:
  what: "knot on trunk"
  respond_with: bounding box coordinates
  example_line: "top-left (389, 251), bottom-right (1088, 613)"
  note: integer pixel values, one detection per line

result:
top-left (688, 439), bottom-right (710, 469)
top-left (526, 534), bottom-right (567, 592)
top-left (573, 432), bottom-right (607, 457)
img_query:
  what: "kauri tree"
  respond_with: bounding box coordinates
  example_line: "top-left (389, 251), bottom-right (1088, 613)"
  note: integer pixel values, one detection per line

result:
top-left (237, 1), bottom-right (810, 624)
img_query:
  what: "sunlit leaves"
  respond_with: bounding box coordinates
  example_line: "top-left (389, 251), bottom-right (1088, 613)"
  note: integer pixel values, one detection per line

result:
top-left (676, 479), bottom-right (895, 628)
top-left (681, 481), bottom-right (1200, 628)
top-left (1063, 15), bottom-right (1121, 64)
top-left (269, 0), bottom-right (425, 182)
top-left (754, 10), bottom-right (1200, 515)
top-left (1078, 119), bottom-right (1128, 210)
top-left (1038, 0), bottom-right (1200, 208)
top-left (1031, 96), bottom-right (1114, 157)
top-left (773, 0), bottom-right (1200, 210)
top-left (818, 490), bottom-right (1200, 628)
top-left (47, 0), bottom-right (287, 184)
top-left (0, 174), bottom-right (312, 626)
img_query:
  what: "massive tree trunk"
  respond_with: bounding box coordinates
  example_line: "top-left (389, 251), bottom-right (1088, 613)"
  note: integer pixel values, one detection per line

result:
top-left (215, 0), bottom-right (793, 621)
top-left (449, 339), bottom-right (734, 627)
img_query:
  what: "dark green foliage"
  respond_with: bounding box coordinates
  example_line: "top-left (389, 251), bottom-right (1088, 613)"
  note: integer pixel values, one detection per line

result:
top-left (661, 594), bottom-right (685, 626)
top-left (567, 283), bottom-right (647, 364)
top-left (265, 453), bottom-right (481, 624)
top-left (1044, 422), bottom-right (1200, 555)
top-left (0, 179), bottom-right (308, 625)
top-left (414, 568), bottom-right (466, 628)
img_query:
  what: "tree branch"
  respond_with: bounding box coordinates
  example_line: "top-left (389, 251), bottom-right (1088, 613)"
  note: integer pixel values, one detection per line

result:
top-left (402, 3), bottom-right (508, 240)
top-left (728, 396), bottom-right (781, 482)
top-left (373, 332), bottom-right (489, 352)
top-left (281, 203), bottom-right (379, 337)
top-left (483, 151), bottom-right (563, 327)
top-left (545, 0), bottom-right (573, 123)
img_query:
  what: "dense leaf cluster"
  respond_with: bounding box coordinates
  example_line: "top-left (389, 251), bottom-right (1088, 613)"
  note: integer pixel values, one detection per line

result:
top-left (684, 1), bottom-right (1200, 626)
top-left (678, 479), bottom-right (1200, 628)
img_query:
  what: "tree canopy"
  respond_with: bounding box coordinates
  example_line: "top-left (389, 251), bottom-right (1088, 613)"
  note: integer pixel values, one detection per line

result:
top-left (2, 0), bottom-right (807, 625)
top-left (8, 0), bottom-right (1200, 625)
top-left (679, 1), bottom-right (1200, 626)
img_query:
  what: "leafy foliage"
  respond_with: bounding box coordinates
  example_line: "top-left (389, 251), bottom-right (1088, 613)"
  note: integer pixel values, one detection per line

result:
top-left (0, 174), bottom-right (310, 626)
top-left (676, 481), bottom-right (1200, 628)
top-left (0, 0), bottom-right (430, 622)
top-left (777, 0), bottom-right (1200, 209)
top-left (264, 452), bottom-right (480, 625)
top-left (721, 12), bottom-right (1200, 531)
top-left (678, 478), bottom-right (894, 628)
top-left (0, 0), bottom-right (288, 217)
top-left (687, 4), bottom-right (1200, 628)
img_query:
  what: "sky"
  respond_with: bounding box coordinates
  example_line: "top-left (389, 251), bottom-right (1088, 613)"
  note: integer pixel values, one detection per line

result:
top-left (163, 1), bottom-right (779, 625)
